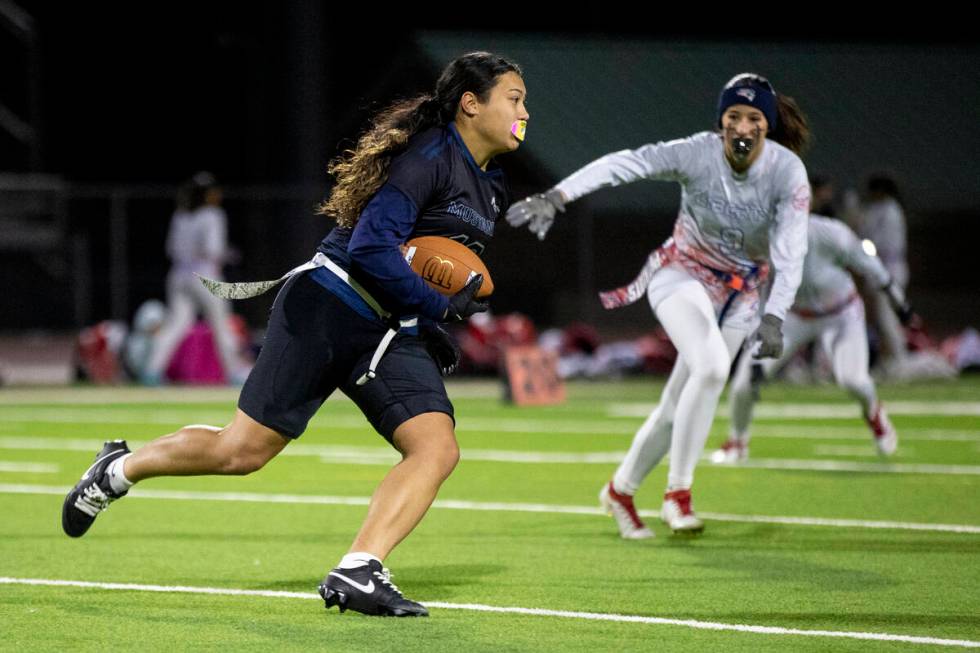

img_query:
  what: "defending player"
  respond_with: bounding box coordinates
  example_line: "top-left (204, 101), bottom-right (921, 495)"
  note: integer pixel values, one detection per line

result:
top-left (508, 73), bottom-right (810, 539)
top-left (713, 214), bottom-right (910, 463)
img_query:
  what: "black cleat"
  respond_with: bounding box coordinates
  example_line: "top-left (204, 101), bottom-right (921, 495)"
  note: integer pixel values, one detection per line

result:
top-left (61, 440), bottom-right (131, 537)
top-left (318, 560), bottom-right (428, 617)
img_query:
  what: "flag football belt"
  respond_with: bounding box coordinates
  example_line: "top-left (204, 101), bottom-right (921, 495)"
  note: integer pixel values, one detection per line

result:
top-left (599, 239), bottom-right (765, 325)
top-left (196, 252), bottom-right (417, 385)
top-left (790, 292), bottom-right (859, 319)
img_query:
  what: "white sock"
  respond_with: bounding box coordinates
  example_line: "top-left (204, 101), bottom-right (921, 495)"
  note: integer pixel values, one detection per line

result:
top-left (106, 454), bottom-right (134, 494)
top-left (337, 552), bottom-right (381, 569)
top-left (610, 478), bottom-right (633, 496)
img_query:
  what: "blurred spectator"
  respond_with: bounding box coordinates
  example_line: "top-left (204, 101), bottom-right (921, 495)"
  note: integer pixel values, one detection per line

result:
top-left (123, 299), bottom-right (165, 380)
top-left (142, 172), bottom-right (251, 385)
top-left (810, 174), bottom-right (837, 217)
top-left (845, 173), bottom-right (910, 375)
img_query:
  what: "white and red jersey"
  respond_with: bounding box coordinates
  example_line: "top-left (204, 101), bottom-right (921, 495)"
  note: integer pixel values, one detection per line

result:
top-left (793, 215), bottom-right (890, 315)
top-left (554, 131), bottom-right (810, 320)
top-left (165, 205), bottom-right (228, 278)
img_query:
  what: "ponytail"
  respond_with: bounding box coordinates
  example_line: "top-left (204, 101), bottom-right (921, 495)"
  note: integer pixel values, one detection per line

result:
top-left (772, 94), bottom-right (810, 156)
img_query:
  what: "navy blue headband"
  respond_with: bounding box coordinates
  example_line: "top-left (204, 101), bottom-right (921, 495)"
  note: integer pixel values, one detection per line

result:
top-left (717, 74), bottom-right (777, 131)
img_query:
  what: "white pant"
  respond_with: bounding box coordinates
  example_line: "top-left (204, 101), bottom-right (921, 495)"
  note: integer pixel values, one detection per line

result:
top-left (612, 266), bottom-right (753, 493)
top-left (729, 298), bottom-right (877, 442)
top-left (146, 271), bottom-right (242, 378)
top-left (867, 285), bottom-right (907, 366)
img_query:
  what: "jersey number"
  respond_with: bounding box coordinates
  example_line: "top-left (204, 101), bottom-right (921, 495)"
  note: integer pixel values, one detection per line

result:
top-left (719, 228), bottom-right (744, 257)
top-left (448, 234), bottom-right (486, 256)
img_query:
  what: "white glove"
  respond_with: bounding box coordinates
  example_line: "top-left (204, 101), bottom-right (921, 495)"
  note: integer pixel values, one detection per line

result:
top-left (505, 188), bottom-right (566, 240)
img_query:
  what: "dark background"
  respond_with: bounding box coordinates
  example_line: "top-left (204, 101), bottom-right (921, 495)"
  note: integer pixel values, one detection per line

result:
top-left (2, 5), bottom-right (977, 336)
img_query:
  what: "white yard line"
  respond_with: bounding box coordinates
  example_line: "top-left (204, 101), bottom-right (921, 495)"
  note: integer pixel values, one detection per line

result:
top-left (0, 577), bottom-right (976, 648)
top-left (0, 381), bottom-right (501, 405)
top-left (0, 409), bottom-right (637, 434)
top-left (1, 406), bottom-right (978, 439)
top-left (2, 437), bottom-right (978, 473)
top-left (3, 483), bottom-right (978, 534)
top-left (704, 457), bottom-right (980, 476)
top-left (0, 462), bottom-right (57, 473)
top-left (610, 402), bottom-right (980, 419)
top-left (744, 425), bottom-right (980, 443)
top-left (812, 444), bottom-right (915, 457)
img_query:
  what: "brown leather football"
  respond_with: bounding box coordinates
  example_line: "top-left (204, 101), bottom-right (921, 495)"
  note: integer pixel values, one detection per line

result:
top-left (401, 236), bottom-right (494, 298)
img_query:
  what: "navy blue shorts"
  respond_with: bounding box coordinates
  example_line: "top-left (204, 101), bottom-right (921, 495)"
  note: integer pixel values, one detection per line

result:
top-left (238, 271), bottom-right (454, 442)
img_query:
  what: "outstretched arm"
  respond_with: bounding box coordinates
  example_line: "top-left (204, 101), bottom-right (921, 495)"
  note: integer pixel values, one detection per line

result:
top-left (506, 135), bottom-right (700, 239)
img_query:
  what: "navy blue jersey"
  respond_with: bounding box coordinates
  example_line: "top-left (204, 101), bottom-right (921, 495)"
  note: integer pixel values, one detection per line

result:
top-left (318, 122), bottom-right (509, 321)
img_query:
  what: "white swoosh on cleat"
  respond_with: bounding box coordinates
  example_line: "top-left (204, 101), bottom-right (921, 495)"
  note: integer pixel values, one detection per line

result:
top-left (80, 450), bottom-right (122, 481)
top-left (328, 572), bottom-right (374, 594)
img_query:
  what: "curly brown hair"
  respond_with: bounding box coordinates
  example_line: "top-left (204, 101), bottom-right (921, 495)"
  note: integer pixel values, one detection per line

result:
top-left (318, 52), bottom-right (522, 228)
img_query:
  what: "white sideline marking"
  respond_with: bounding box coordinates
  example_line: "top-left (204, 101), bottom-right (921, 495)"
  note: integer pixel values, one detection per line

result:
top-left (0, 409), bottom-right (639, 435)
top-left (812, 444), bottom-right (914, 457)
top-left (4, 483), bottom-right (979, 534)
top-left (691, 512), bottom-right (980, 534)
top-left (745, 426), bottom-right (980, 443)
top-left (0, 461), bottom-right (58, 473)
top-left (0, 437), bottom-right (624, 465)
top-left (0, 437), bottom-right (139, 453)
top-left (4, 436), bottom-right (979, 475)
top-left (2, 408), bottom-right (979, 439)
top-left (609, 401), bottom-right (980, 419)
top-left (702, 457), bottom-right (980, 476)
top-left (306, 447), bottom-right (627, 465)
top-left (0, 381), bottom-right (500, 405)
top-left (0, 577), bottom-right (976, 648)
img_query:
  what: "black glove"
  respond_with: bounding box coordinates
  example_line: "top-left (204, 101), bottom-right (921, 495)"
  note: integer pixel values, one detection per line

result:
top-left (882, 280), bottom-right (914, 326)
top-left (504, 188), bottom-right (566, 240)
top-left (443, 274), bottom-right (488, 323)
top-left (753, 314), bottom-right (784, 359)
top-left (420, 322), bottom-right (460, 376)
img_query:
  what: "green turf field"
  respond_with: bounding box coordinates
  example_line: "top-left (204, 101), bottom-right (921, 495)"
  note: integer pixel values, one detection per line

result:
top-left (2, 377), bottom-right (979, 652)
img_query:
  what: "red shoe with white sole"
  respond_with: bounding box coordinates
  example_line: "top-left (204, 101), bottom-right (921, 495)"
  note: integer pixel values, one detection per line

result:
top-left (867, 403), bottom-right (898, 457)
top-left (710, 437), bottom-right (749, 464)
top-left (599, 482), bottom-right (654, 540)
top-left (661, 488), bottom-right (704, 535)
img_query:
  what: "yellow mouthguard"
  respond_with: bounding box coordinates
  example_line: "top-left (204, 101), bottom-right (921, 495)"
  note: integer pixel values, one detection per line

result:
top-left (511, 120), bottom-right (527, 141)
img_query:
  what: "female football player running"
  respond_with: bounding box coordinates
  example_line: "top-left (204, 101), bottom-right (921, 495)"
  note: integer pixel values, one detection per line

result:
top-left (62, 52), bottom-right (529, 616)
top-left (715, 213), bottom-right (910, 464)
top-left (507, 73), bottom-right (810, 539)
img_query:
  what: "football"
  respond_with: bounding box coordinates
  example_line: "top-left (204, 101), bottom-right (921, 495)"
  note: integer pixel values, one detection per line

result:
top-left (401, 236), bottom-right (494, 298)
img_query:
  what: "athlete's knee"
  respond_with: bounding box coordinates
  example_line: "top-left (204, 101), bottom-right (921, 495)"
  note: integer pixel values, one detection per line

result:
top-left (216, 443), bottom-right (277, 475)
top-left (394, 413), bottom-right (459, 479)
top-left (407, 433), bottom-right (459, 480)
top-left (431, 439), bottom-right (460, 479)
top-left (690, 354), bottom-right (730, 389)
top-left (214, 421), bottom-right (287, 475)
